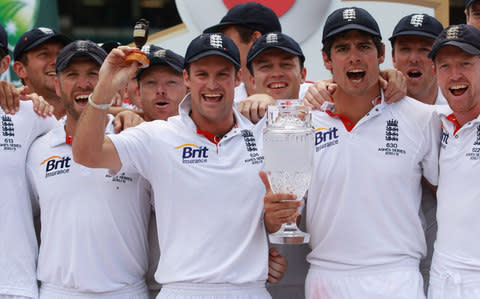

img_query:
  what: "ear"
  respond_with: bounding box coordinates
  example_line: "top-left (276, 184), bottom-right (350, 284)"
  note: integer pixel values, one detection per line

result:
top-left (248, 68), bottom-right (256, 89)
top-left (378, 43), bottom-right (386, 65)
top-left (300, 67), bottom-right (306, 83)
top-left (322, 51), bottom-right (332, 71)
top-left (252, 30), bottom-right (262, 42)
top-left (54, 76), bottom-right (61, 97)
top-left (183, 69), bottom-right (190, 89)
top-left (465, 9), bottom-right (471, 23)
top-left (0, 55), bottom-right (10, 74)
top-left (235, 68), bottom-right (242, 87)
top-left (13, 61), bottom-right (27, 80)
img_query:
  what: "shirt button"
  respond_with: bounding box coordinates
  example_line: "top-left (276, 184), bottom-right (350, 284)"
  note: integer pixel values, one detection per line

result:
top-left (455, 135), bottom-right (459, 139)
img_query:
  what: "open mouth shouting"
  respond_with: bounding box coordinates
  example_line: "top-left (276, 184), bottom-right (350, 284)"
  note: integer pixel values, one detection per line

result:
top-left (407, 68), bottom-right (423, 79)
top-left (448, 84), bottom-right (468, 97)
top-left (346, 69), bottom-right (365, 83)
top-left (74, 94), bottom-right (90, 107)
top-left (202, 93), bottom-right (223, 103)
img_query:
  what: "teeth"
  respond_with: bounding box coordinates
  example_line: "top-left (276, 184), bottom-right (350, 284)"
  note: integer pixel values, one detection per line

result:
top-left (269, 83), bottom-right (286, 89)
top-left (348, 69), bottom-right (364, 73)
top-left (47, 72), bottom-right (56, 76)
top-left (204, 94), bottom-right (221, 98)
top-left (450, 85), bottom-right (467, 90)
top-left (75, 95), bottom-right (89, 101)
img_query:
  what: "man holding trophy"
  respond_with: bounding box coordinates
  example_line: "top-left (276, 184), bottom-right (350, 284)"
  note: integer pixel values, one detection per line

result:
top-left (264, 7), bottom-right (441, 299)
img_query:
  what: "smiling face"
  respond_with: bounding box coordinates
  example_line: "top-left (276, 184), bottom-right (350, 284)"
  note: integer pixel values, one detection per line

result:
top-left (250, 48), bottom-right (306, 99)
top-left (184, 55), bottom-right (240, 131)
top-left (392, 35), bottom-right (437, 103)
top-left (16, 40), bottom-right (65, 98)
top-left (323, 30), bottom-right (385, 97)
top-left (434, 45), bottom-right (480, 120)
top-left (138, 65), bottom-right (186, 121)
top-left (466, 2), bottom-right (480, 30)
top-left (55, 56), bottom-right (100, 120)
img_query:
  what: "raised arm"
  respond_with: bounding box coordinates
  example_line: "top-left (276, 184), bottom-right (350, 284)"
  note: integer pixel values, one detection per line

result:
top-left (72, 46), bottom-right (142, 171)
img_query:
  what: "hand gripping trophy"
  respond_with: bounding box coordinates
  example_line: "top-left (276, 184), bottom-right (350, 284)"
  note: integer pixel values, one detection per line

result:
top-left (263, 100), bottom-right (315, 244)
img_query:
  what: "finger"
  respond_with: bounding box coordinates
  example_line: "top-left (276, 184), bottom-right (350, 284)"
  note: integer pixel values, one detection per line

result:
top-left (250, 100), bottom-right (259, 123)
top-left (4, 83), bottom-right (16, 114)
top-left (269, 247), bottom-right (279, 256)
top-left (258, 102), bottom-right (268, 119)
top-left (327, 83), bottom-right (337, 96)
top-left (113, 117), bottom-right (123, 133)
top-left (259, 170), bottom-right (272, 193)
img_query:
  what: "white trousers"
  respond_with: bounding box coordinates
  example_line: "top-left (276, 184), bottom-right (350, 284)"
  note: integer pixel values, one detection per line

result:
top-left (305, 267), bottom-right (425, 299)
top-left (39, 280), bottom-right (148, 299)
top-left (157, 282), bottom-right (271, 299)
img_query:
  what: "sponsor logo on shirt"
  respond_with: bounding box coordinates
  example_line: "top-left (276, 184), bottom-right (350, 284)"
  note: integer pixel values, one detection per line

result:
top-left (378, 119), bottom-right (406, 156)
top-left (440, 125), bottom-right (449, 148)
top-left (0, 115), bottom-right (21, 152)
top-left (175, 143), bottom-right (209, 164)
top-left (241, 130), bottom-right (264, 165)
top-left (105, 172), bottom-right (134, 183)
top-left (41, 155), bottom-right (72, 178)
top-left (466, 124), bottom-right (480, 160)
top-left (314, 127), bottom-right (339, 152)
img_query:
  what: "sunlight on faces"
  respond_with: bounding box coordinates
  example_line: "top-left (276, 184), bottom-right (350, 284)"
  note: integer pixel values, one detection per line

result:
top-left (18, 41), bottom-right (65, 96)
top-left (466, 2), bottom-right (480, 30)
top-left (55, 57), bottom-right (100, 120)
top-left (323, 30), bottom-right (384, 97)
top-left (392, 35), bottom-right (437, 101)
top-left (250, 48), bottom-right (305, 100)
top-left (434, 46), bottom-right (480, 115)
top-left (183, 55), bottom-right (241, 126)
top-left (137, 65), bottom-right (186, 121)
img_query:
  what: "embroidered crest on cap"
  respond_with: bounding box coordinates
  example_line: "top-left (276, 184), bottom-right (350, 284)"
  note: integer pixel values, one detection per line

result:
top-left (410, 14), bottom-right (424, 27)
top-left (446, 26), bottom-right (460, 39)
top-left (142, 45), bottom-right (152, 54)
top-left (210, 34), bottom-right (223, 48)
top-left (77, 40), bottom-right (88, 52)
top-left (343, 8), bottom-right (356, 22)
top-left (266, 33), bottom-right (278, 44)
top-left (154, 49), bottom-right (167, 58)
top-left (38, 27), bottom-right (54, 35)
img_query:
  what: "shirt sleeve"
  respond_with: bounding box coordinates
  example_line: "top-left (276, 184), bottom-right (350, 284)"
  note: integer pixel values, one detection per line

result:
top-left (421, 106), bottom-right (441, 186)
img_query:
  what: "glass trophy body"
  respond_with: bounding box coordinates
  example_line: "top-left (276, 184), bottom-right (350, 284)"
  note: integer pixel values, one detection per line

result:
top-left (263, 100), bottom-right (314, 244)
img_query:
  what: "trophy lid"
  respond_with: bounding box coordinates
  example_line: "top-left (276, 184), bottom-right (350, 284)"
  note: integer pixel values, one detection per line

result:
top-left (266, 100), bottom-right (312, 129)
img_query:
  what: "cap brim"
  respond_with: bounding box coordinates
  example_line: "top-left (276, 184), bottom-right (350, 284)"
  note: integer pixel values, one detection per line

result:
top-left (56, 52), bottom-right (104, 72)
top-left (203, 21), bottom-right (237, 34)
top-left (137, 58), bottom-right (183, 79)
top-left (323, 24), bottom-right (381, 42)
top-left (185, 50), bottom-right (240, 68)
top-left (389, 31), bottom-right (438, 41)
top-left (25, 34), bottom-right (71, 53)
top-left (429, 40), bottom-right (480, 59)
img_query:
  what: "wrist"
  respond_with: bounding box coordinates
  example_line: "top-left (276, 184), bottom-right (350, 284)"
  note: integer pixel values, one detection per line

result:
top-left (88, 93), bottom-right (113, 110)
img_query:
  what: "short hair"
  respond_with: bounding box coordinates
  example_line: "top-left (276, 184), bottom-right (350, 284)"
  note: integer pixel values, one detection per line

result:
top-left (0, 48), bottom-right (7, 59)
top-left (322, 30), bottom-right (384, 61)
top-left (228, 25), bottom-right (257, 44)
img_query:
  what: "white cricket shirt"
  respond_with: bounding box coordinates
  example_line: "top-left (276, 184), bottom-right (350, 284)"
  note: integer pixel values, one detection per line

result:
top-left (434, 108), bottom-right (480, 271)
top-left (0, 101), bottom-right (56, 298)
top-left (307, 94), bottom-right (441, 272)
top-left (26, 116), bottom-right (151, 292)
top-left (109, 94), bottom-right (269, 285)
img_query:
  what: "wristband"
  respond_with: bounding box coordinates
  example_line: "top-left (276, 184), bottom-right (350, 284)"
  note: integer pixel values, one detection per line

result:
top-left (88, 93), bottom-right (112, 110)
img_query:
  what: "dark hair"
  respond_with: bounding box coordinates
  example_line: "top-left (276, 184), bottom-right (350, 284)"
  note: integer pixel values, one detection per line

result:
top-left (0, 48), bottom-right (7, 59)
top-left (322, 30), bottom-right (384, 60)
top-left (221, 25), bottom-right (257, 44)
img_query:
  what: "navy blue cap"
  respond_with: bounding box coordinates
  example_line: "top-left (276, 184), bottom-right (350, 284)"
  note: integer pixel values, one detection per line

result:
top-left (56, 40), bottom-right (107, 72)
top-left (184, 33), bottom-right (240, 68)
top-left (0, 24), bottom-right (7, 52)
top-left (466, 0), bottom-right (477, 9)
top-left (14, 27), bottom-right (71, 61)
top-left (203, 2), bottom-right (281, 35)
top-left (323, 7), bottom-right (381, 43)
top-left (429, 24), bottom-right (480, 60)
top-left (137, 45), bottom-right (184, 79)
top-left (389, 14), bottom-right (443, 45)
top-left (247, 32), bottom-right (305, 73)
top-left (100, 41), bottom-right (121, 54)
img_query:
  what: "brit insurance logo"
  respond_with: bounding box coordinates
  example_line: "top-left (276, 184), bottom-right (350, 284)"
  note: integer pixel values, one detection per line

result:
top-left (175, 143), bottom-right (209, 164)
top-left (440, 124), bottom-right (449, 148)
top-left (314, 126), bottom-right (339, 152)
top-left (41, 155), bottom-right (72, 178)
top-left (241, 129), bottom-right (263, 165)
top-left (378, 119), bottom-right (406, 156)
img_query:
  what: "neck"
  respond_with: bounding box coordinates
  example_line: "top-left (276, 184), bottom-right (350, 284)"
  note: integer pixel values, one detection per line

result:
top-left (64, 114), bottom-right (109, 140)
top-left (454, 109), bottom-right (480, 127)
top-left (191, 111), bottom-right (236, 138)
top-left (409, 85), bottom-right (438, 105)
top-left (332, 84), bottom-right (381, 125)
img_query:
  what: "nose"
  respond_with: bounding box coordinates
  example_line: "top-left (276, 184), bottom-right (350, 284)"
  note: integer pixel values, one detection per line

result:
top-left (206, 76), bottom-right (219, 90)
top-left (408, 51), bottom-right (420, 64)
top-left (270, 64), bottom-right (284, 77)
top-left (449, 64), bottom-right (463, 80)
top-left (76, 75), bottom-right (93, 89)
top-left (156, 84), bottom-right (166, 96)
top-left (348, 48), bottom-right (361, 64)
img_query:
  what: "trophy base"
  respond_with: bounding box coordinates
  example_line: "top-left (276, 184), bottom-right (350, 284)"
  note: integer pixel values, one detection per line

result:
top-left (269, 230), bottom-right (310, 245)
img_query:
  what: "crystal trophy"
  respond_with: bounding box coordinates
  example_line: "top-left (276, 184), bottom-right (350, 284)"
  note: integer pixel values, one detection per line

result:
top-left (263, 100), bottom-right (314, 244)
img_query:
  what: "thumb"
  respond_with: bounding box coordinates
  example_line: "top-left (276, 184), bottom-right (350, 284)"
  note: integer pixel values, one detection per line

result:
top-left (113, 117), bottom-right (122, 133)
top-left (379, 75), bottom-right (388, 90)
top-left (259, 170), bottom-right (272, 193)
top-left (327, 83), bottom-right (337, 94)
top-left (269, 247), bottom-right (279, 256)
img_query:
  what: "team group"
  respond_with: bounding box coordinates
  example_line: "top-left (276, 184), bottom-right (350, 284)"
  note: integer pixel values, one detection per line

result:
top-left (1, 1), bottom-right (479, 299)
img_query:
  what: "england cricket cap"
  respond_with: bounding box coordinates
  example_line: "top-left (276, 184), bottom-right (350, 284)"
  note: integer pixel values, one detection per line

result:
top-left (100, 40), bottom-right (121, 54)
top-left (0, 24), bottom-right (7, 52)
top-left (466, 0), bottom-right (478, 9)
top-left (184, 33), bottom-right (240, 68)
top-left (429, 24), bottom-right (480, 60)
top-left (56, 40), bottom-right (107, 72)
top-left (203, 2), bottom-right (281, 35)
top-left (389, 14), bottom-right (443, 45)
top-left (247, 32), bottom-right (305, 73)
top-left (14, 27), bottom-right (71, 61)
top-left (323, 7), bottom-right (381, 43)
top-left (137, 44), bottom-right (184, 79)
